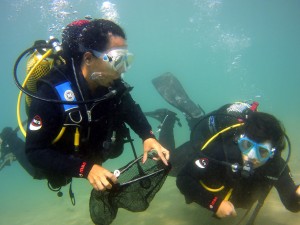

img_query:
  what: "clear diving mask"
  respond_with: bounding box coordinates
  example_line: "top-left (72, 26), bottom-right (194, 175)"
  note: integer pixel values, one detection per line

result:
top-left (92, 48), bottom-right (134, 74)
top-left (237, 134), bottom-right (275, 163)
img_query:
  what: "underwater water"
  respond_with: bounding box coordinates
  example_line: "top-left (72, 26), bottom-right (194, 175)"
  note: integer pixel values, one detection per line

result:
top-left (0, 0), bottom-right (300, 224)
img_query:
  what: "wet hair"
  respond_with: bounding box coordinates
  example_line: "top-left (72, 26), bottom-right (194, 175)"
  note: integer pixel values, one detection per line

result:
top-left (243, 112), bottom-right (286, 152)
top-left (62, 19), bottom-right (126, 64)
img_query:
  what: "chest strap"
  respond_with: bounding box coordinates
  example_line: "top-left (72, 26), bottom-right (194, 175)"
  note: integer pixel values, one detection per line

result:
top-left (52, 81), bottom-right (80, 147)
top-left (55, 81), bottom-right (79, 112)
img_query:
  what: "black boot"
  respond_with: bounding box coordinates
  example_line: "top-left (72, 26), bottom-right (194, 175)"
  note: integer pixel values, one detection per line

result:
top-left (144, 108), bottom-right (182, 128)
top-left (145, 108), bottom-right (181, 156)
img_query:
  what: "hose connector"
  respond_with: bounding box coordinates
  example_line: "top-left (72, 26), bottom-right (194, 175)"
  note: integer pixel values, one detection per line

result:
top-left (48, 36), bottom-right (62, 54)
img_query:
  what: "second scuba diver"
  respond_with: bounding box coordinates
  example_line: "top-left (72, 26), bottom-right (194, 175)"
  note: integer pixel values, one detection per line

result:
top-left (145, 73), bottom-right (300, 221)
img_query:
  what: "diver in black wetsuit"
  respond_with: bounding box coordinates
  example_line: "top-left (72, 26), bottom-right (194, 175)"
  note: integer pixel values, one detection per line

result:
top-left (145, 73), bottom-right (300, 220)
top-left (25, 19), bottom-right (169, 193)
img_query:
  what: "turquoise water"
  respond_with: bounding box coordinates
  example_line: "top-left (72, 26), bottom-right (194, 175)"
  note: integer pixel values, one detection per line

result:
top-left (1, 0), bottom-right (300, 224)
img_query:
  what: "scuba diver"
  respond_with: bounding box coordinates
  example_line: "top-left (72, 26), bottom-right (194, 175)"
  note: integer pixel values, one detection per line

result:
top-left (0, 126), bottom-right (35, 176)
top-left (21, 19), bottom-right (169, 197)
top-left (145, 73), bottom-right (300, 223)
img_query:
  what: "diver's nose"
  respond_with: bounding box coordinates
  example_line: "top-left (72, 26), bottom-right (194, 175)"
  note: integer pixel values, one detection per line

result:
top-left (246, 148), bottom-right (257, 160)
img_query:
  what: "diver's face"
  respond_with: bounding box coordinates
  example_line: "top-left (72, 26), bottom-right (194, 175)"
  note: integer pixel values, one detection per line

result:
top-left (87, 35), bottom-right (127, 88)
top-left (241, 140), bottom-right (273, 169)
top-left (238, 135), bottom-right (274, 169)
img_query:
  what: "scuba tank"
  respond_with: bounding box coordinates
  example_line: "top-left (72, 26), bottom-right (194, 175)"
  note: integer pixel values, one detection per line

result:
top-left (25, 38), bottom-right (65, 114)
top-left (14, 36), bottom-right (64, 136)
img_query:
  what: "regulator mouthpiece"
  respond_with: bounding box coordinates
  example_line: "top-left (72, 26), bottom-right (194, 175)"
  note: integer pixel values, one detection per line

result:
top-left (241, 161), bottom-right (254, 178)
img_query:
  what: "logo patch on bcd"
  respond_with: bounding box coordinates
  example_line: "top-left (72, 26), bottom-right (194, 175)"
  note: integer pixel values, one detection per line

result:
top-left (227, 102), bottom-right (250, 113)
top-left (29, 115), bottom-right (42, 131)
top-left (195, 158), bottom-right (209, 169)
top-left (64, 90), bottom-right (75, 101)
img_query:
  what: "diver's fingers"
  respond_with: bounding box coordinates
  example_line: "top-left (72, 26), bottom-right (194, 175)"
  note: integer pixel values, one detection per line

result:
top-left (90, 181), bottom-right (99, 191)
top-left (232, 208), bottom-right (237, 217)
top-left (99, 177), bottom-right (112, 190)
top-left (88, 164), bottom-right (118, 191)
top-left (157, 150), bottom-right (169, 166)
top-left (100, 171), bottom-right (118, 190)
top-left (164, 150), bottom-right (170, 161)
top-left (105, 172), bottom-right (118, 186)
top-left (216, 200), bottom-right (237, 218)
top-left (95, 179), bottom-right (106, 191)
top-left (227, 201), bottom-right (237, 217)
top-left (142, 152), bottom-right (148, 164)
top-left (161, 147), bottom-right (170, 161)
top-left (148, 148), bottom-right (169, 165)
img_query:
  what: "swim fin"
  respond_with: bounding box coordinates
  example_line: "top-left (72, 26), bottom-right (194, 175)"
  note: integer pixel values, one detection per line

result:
top-left (152, 72), bottom-right (205, 119)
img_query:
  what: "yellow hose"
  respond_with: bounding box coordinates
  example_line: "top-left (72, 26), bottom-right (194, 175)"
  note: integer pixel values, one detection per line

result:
top-left (199, 180), bottom-right (224, 192)
top-left (201, 123), bottom-right (244, 150)
top-left (51, 127), bottom-right (66, 144)
top-left (198, 122), bottom-right (244, 196)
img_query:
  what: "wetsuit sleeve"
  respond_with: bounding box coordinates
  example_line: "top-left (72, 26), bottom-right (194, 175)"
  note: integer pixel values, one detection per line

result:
top-left (274, 158), bottom-right (300, 212)
top-left (176, 153), bottom-right (224, 213)
top-left (120, 93), bottom-right (156, 141)
top-left (25, 83), bottom-right (93, 179)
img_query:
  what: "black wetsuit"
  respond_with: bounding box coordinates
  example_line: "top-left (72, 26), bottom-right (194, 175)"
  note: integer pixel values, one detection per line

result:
top-left (176, 136), bottom-right (300, 213)
top-left (25, 65), bottom-right (155, 186)
top-left (0, 128), bottom-right (35, 176)
top-left (171, 105), bottom-right (300, 212)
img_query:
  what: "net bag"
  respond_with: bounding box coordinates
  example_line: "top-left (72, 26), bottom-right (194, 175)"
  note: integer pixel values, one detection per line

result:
top-left (89, 154), bottom-right (171, 225)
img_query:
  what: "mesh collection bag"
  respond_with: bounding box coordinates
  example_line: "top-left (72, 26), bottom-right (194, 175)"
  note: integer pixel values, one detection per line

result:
top-left (89, 154), bottom-right (171, 225)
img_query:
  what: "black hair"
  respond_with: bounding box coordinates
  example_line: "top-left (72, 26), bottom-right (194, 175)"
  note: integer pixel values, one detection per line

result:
top-left (243, 112), bottom-right (286, 152)
top-left (62, 19), bottom-right (126, 64)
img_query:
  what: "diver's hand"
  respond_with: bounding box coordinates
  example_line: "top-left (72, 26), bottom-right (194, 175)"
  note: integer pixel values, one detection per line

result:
top-left (142, 138), bottom-right (169, 166)
top-left (296, 185), bottom-right (300, 196)
top-left (296, 186), bottom-right (300, 204)
top-left (87, 164), bottom-right (118, 191)
top-left (216, 200), bottom-right (237, 218)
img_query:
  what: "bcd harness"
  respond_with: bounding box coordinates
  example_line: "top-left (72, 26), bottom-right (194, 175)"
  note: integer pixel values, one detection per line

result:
top-left (195, 102), bottom-right (255, 199)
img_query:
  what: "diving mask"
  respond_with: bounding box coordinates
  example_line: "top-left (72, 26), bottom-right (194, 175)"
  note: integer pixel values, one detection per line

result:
top-left (92, 48), bottom-right (134, 74)
top-left (238, 135), bottom-right (275, 163)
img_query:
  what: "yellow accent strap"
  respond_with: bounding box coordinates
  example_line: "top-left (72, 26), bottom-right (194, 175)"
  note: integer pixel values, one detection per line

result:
top-left (74, 127), bottom-right (80, 151)
top-left (225, 188), bottom-right (233, 201)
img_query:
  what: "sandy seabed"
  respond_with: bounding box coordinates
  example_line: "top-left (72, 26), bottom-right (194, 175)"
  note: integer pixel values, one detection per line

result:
top-left (1, 165), bottom-right (300, 225)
